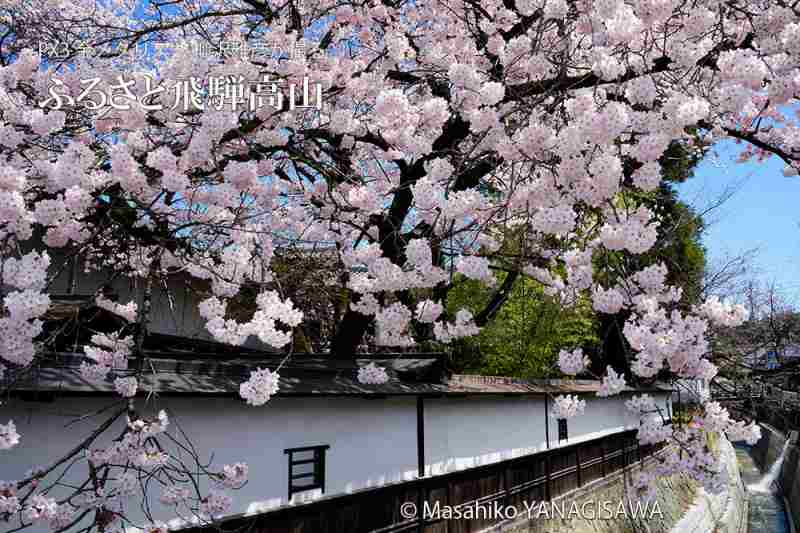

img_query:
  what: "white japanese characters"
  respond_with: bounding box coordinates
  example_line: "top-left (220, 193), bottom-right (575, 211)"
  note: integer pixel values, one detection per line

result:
top-left (40, 74), bottom-right (324, 112)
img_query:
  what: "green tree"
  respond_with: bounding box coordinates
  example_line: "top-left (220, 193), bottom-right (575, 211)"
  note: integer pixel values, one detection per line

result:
top-left (446, 274), bottom-right (599, 379)
top-left (447, 136), bottom-right (708, 381)
top-left (595, 137), bottom-right (707, 379)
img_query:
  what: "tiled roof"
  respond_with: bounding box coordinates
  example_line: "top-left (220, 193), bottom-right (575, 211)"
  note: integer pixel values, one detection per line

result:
top-left (446, 374), bottom-right (672, 395)
top-left (10, 352), bottom-right (449, 397)
top-left (18, 297), bottom-right (671, 398)
top-left (9, 353), bottom-right (670, 398)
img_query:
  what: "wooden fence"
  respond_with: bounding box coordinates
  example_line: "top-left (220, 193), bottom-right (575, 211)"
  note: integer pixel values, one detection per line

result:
top-left (188, 428), bottom-right (663, 533)
top-left (719, 383), bottom-right (800, 433)
top-left (753, 403), bottom-right (800, 434)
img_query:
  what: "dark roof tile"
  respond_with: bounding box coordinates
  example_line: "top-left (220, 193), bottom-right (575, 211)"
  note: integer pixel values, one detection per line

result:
top-left (8, 354), bottom-right (671, 398)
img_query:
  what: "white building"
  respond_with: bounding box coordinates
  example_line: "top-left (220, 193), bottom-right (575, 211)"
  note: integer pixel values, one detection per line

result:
top-left (1, 252), bottom-right (673, 532)
top-left (2, 326), bottom-right (672, 531)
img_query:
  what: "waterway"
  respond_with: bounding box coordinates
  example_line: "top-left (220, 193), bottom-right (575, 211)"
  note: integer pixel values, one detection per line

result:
top-left (735, 443), bottom-right (792, 533)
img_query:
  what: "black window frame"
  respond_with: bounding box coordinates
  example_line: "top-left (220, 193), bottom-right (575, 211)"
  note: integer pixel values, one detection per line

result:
top-left (557, 418), bottom-right (568, 442)
top-left (284, 444), bottom-right (330, 499)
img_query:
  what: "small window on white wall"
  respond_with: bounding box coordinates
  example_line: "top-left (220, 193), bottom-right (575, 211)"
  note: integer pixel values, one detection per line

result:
top-left (284, 444), bottom-right (330, 499)
top-left (557, 419), bottom-right (568, 442)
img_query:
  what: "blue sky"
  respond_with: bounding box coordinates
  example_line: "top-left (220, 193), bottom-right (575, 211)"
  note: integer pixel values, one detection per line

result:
top-left (675, 139), bottom-right (800, 302)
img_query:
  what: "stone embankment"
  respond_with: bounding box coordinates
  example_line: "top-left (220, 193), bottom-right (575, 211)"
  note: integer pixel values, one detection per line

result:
top-left (752, 423), bottom-right (800, 531)
top-left (498, 436), bottom-right (747, 533)
top-left (668, 436), bottom-right (748, 533)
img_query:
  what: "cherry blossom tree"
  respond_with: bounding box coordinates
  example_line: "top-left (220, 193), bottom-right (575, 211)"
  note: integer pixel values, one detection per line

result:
top-left (1, 0), bottom-right (796, 529)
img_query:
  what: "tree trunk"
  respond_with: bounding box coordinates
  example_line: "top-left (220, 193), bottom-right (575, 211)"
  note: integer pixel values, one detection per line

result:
top-left (330, 309), bottom-right (370, 357)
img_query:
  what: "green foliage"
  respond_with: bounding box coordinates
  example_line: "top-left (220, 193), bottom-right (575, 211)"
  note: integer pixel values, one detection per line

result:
top-left (593, 139), bottom-right (708, 378)
top-left (608, 136), bottom-right (707, 307)
top-left (657, 127), bottom-right (705, 184)
top-left (447, 274), bottom-right (599, 379)
top-left (647, 134), bottom-right (707, 306)
top-left (636, 183), bottom-right (707, 307)
top-left (444, 136), bottom-right (708, 380)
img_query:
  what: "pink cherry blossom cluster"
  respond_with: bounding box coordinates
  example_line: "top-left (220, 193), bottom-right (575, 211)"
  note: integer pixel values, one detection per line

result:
top-left (350, 293), bottom-right (380, 316)
top-left (700, 402), bottom-right (761, 445)
top-left (597, 367), bottom-right (627, 396)
top-left (21, 494), bottom-right (73, 530)
top-left (551, 395), bottom-right (587, 419)
top-left (0, 420), bottom-right (19, 450)
top-left (629, 426), bottom-right (730, 502)
top-left (563, 249), bottom-right (594, 292)
top-left (625, 394), bottom-right (672, 445)
top-left (348, 243), bottom-right (449, 294)
top-left (624, 394), bottom-right (658, 415)
top-left (2, 0), bottom-right (799, 522)
top-left (415, 300), bottom-right (444, 324)
top-left (456, 256), bottom-right (496, 286)
top-left (219, 463), bottom-right (249, 489)
top-left (80, 332), bottom-right (133, 382)
top-left (375, 302), bottom-right (415, 346)
top-left (357, 362), bottom-right (390, 385)
top-left (557, 348), bottom-right (589, 376)
top-left (625, 398), bottom-right (759, 499)
top-left (433, 309), bottom-right (481, 343)
top-left (0, 481), bottom-right (21, 515)
top-left (0, 407), bottom-right (251, 532)
top-left (695, 296), bottom-right (750, 327)
top-left (129, 409), bottom-right (169, 437)
top-left (0, 251), bottom-right (51, 367)
top-left (95, 295), bottom-right (138, 323)
top-left (87, 412), bottom-right (171, 468)
top-left (598, 207), bottom-right (659, 254)
top-left (592, 286), bottom-right (625, 314)
top-left (114, 377), bottom-right (138, 398)
top-left (238, 368), bottom-right (280, 406)
top-left (199, 489), bottom-right (233, 517)
top-left (624, 309), bottom-right (717, 380)
top-left (198, 291), bottom-right (303, 348)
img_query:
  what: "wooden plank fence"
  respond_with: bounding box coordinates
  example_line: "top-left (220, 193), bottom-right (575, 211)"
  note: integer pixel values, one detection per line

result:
top-left (719, 383), bottom-right (800, 433)
top-left (188, 428), bottom-right (663, 533)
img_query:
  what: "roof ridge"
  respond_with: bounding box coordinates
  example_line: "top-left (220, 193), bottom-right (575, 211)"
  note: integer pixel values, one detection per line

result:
top-left (448, 374), bottom-right (601, 385)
